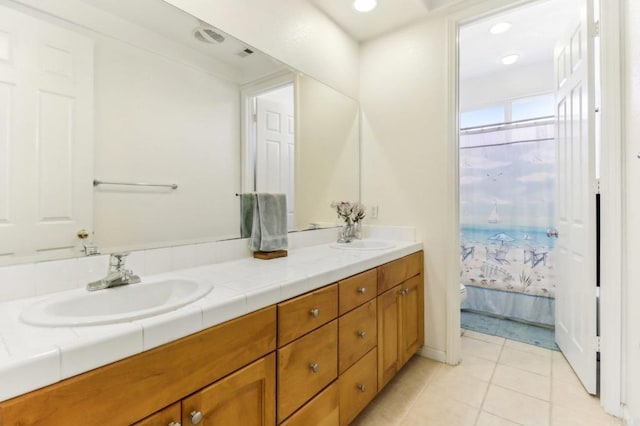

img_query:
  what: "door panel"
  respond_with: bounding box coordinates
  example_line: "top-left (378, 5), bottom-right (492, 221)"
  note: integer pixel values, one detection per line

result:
top-left (0, 5), bottom-right (93, 259)
top-left (554, 0), bottom-right (597, 394)
top-left (255, 95), bottom-right (295, 229)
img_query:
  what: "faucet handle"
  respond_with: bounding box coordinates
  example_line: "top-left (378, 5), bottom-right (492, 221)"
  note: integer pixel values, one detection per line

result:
top-left (110, 252), bottom-right (130, 268)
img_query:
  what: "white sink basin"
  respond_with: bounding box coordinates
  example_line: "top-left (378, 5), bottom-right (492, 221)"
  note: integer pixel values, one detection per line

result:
top-left (330, 240), bottom-right (396, 250)
top-left (20, 277), bottom-right (213, 327)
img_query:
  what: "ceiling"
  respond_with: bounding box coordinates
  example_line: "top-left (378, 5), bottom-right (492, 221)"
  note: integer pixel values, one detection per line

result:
top-left (79, 0), bottom-right (286, 83)
top-left (460, 0), bottom-right (580, 80)
top-left (311, 0), bottom-right (580, 80)
top-left (310, 0), bottom-right (460, 41)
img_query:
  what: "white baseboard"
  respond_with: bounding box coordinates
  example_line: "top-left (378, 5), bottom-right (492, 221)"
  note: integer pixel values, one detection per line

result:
top-left (418, 346), bottom-right (446, 363)
top-left (623, 406), bottom-right (636, 425)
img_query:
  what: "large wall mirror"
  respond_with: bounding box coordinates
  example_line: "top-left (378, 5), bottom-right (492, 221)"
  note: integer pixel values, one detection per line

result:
top-left (0, 0), bottom-right (360, 266)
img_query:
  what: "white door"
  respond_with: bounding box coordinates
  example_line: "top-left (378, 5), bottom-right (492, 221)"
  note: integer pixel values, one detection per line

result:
top-left (0, 5), bottom-right (93, 259)
top-left (553, 0), bottom-right (597, 394)
top-left (255, 97), bottom-right (295, 229)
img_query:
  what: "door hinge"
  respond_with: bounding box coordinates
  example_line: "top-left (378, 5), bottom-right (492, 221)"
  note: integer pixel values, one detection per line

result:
top-left (595, 178), bottom-right (601, 194)
top-left (593, 20), bottom-right (600, 38)
top-left (252, 113), bottom-right (257, 123)
top-left (595, 336), bottom-right (601, 352)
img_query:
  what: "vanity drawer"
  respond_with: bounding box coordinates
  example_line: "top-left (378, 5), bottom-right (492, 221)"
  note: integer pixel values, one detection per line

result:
top-left (280, 381), bottom-right (339, 426)
top-left (338, 348), bottom-right (377, 426)
top-left (338, 269), bottom-right (376, 315)
top-left (278, 284), bottom-right (338, 347)
top-left (377, 252), bottom-right (423, 294)
top-left (277, 320), bottom-right (338, 423)
top-left (338, 299), bottom-right (377, 374)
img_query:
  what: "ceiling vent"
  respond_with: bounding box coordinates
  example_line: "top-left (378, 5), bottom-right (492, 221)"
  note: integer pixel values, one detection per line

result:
top-left (237, 48), bottom-right (254, 58)
top-left (193, 27), bottom-right (225, 44)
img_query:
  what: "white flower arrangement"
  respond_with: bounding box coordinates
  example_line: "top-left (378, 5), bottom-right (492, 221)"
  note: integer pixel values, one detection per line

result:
top-left (330, 201), bottom-right (366, 225)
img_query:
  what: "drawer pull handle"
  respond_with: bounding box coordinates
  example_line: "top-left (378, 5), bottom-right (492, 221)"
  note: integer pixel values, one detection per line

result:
top-left (190, 410), bottom-right (203, 425)
top-left (358, 287), bottom-right (367, 294)
top-left (310, 308), bottom-right (320, 318)
top-left (310, 362), bottom-right (320, 373)
top-left (357, 330), bottom-right (366, 339)
top-left (357, 384), bottom-right (366, 392)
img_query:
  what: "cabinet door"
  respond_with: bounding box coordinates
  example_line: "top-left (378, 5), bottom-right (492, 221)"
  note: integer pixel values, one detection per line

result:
top-left (132, 402), bottom-right (180, 426)
top-left (181, 353), bottom-right (275, 426)
top-left (399, 275), bottom-right (425, 367)
top-left (377, 286), bottom-right (401, 391)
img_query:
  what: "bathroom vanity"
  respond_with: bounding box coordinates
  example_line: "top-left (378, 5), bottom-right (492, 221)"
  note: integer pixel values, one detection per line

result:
top-left (0, 249), bottom-right (424, 425)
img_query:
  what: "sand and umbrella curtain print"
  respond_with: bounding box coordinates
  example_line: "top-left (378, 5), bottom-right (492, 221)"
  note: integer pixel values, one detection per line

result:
top-left (459, 119), bottom-right (557, 301)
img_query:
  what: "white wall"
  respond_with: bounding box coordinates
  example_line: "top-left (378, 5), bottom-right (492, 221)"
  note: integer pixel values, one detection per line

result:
top-left (360, 16), bottom-right (453, 359)
top-left (295, 75), bottom-right (360, 229)
top-left (623, 0), bottom-right (640, 422)
top-left (163, 0), bottom-right (360, 100)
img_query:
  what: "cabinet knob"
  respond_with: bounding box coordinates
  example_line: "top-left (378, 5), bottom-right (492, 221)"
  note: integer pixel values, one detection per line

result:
top-left (357, 330), bottom-right (366, 339)
top-left (310, 362), bottom-right (320, 373)
top-left (357, 384), bottom-right (366, 392)
top-left (400, 288), bottom-right (409, 296)
top-left (168, 422), bottom-right (181, 426)
top-left (357, 287), bottom-right (367, 294)
top-left (310, 308), bottom-right (320, 318)
top-left (190, 411), bottom-right (203, 425)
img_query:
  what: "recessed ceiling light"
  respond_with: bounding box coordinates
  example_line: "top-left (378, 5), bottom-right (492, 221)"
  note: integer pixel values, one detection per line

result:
top-left (501, 54), bottom-right (520, 65)
top-left (489, 22), bottom-right (512, 34)
top-left (353, 0), bottom-right (377, 12)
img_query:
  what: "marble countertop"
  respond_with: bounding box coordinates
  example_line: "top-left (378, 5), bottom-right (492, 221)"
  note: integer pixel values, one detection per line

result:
top-left (0, 239), bottom-right (421, 402)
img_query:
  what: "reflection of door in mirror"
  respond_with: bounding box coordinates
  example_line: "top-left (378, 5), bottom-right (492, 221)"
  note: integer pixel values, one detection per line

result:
top-left (0, 4), bottom-right (94, 261)
top-left (254, 85), bottom-right (295, 230)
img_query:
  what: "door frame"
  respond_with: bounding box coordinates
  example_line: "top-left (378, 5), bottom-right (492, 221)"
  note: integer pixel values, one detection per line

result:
top-left (240, 71), bottom-right (295, 194)
top-left (445, 0), bottom-right (623, 416)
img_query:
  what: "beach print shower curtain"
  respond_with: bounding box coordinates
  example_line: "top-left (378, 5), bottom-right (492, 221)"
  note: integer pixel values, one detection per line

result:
top-left (460, 119), bottom-right (557, 323)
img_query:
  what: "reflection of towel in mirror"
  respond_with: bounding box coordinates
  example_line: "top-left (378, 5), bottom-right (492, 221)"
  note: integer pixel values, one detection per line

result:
top-left (240, 193), bottom-right (254, 238)
top-left (250, 193), bottom-right (288, 252)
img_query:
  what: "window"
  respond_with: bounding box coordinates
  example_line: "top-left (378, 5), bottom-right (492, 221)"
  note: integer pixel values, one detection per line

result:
top-left (511, 94), bottom-right (555, 121)
top-left (460, 105), bottom-right (505, 128)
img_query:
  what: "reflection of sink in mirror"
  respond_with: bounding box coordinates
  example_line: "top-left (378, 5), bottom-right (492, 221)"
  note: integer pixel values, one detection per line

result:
top-left (330, 240), bottom-right (396, 250)
top-left (20, 278), bottom-right (213, 327)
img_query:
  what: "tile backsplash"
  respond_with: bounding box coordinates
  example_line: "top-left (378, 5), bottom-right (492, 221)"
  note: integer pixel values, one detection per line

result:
top-left (0, 225), bottom-right (415, 303)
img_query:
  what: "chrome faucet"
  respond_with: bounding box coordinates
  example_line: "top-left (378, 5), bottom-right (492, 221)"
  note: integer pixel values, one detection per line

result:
top-left (86, 252), bottom-right (141, 291)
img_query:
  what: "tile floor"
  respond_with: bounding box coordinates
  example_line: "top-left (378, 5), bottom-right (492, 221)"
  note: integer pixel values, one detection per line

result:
top-left (352, 330), bottom-right (621, 426)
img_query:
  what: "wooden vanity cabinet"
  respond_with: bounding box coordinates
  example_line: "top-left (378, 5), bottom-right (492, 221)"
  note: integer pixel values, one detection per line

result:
top-left (0, 251), bottom-right (425, 426)
top-left (0, 306), bottom-right (277, 426)
top-left (376, 252), bottom-right (425, 391)
top-left (182, 353), bottom-right (276, 426)
top-left (133, 402), bottom-right (181, 426)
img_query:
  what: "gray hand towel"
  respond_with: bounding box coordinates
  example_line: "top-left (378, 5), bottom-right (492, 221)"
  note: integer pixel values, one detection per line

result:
top-left (250, 193), bottom-right (288, 252)
top-left (240, 193), bottom-right (254, 238)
